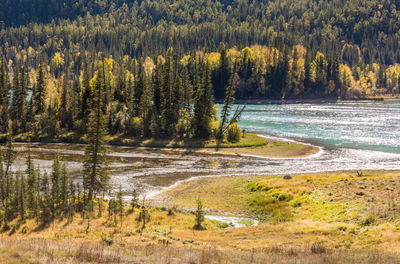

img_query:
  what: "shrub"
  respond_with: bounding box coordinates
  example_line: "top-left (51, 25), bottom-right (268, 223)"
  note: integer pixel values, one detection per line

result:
top-left (9, 225), bottom-right (16, 235)
top-left (127, 117), bottom-right (143, 137)
top-left (102, 236), bottom-right (114, 246)
top-left (21, 226), bottom-right (29, 234)
top-left (226, 123), bottom-right (241, 143)
top-left (361, 213), bottom-right (376, 226)
top-left (311, 242), bottom-right (326, 254)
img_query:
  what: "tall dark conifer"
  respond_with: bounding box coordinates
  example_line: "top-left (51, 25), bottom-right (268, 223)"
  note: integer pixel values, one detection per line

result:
top-left (83, 60), bottom-right (109, 202)
top-left (35, 60), bottom-right (46, 115)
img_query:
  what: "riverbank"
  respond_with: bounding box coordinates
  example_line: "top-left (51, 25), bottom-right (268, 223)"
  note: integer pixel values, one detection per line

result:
top-left (5, 133), bottom-right (320, 159)
top-left (219, 97), bottom-right (398, 105)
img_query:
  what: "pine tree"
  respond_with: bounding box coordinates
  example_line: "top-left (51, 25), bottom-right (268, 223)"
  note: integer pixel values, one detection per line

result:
top-left (0, 149), bottom-right (5, 206)
top-left (0, 58), bottom-right (9, 106)
top-left (26, 149), bottom-right (37, 215)
top-left (80, 60), bottom-right (91, 122)
top-left (213, 46), bottom-right (230, 99)
top-left (152, 58), bottom-right (163, 116)
top-left (193, 198), bottom-right (205, 230)
top-left (68, 180), bottom-right (75, 223)
top-left (39, 172), bottom-right (52, 226)
top-left (4, 123), bottom-right (14, 179)
top-left (115, 63), bottom-right (127, 103)
top-left (60, 70), bottom-right (69, 129)
top-left (35, 60), bottom-right (46, 115)
top-left (138, 69), bottom-right (152, 138)
top-left (331, 43), bottom-right (341, 98)
top-left (181, 66), bottom-right (193, 116)
top-left (51, 154), bottom-right (62, 215)
top-left (304, 48), bottom-right (312, 94)
top-left (19, 174), bottom-right (26, 221)
top-left (193, 62), bottom-right (214, 139)
top-left (161, 49), bottom-right (177, 136)
top-left (0, 59), bottom-right (9, 133)
top-left (11, 64), bottom-right (27, 131)
top-left (83, 60), bottom-right (109, 202)
top-left (117, 185), bottom-right (124, 227)
top-left (60, 164), bottom-right (69, 217)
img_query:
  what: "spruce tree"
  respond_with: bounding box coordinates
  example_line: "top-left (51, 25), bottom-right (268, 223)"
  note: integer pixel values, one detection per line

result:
top-left (80, 60), bottom-right (91, 122)
top-left (0, 149), bottom-right (4, 206)
top-left (304, 48), bottom-right (312, 93)
top-left (181, 66), bottom-right (193, 116)
top-left (60, 164), bottom-right (69, 216)
top-left (331, 43), bottom-right (341, 98)
top-left (26, 149), bottom-right (37, 215)
top-left (39, 172), bottom-right (52, 226)
top-left (51, 154), bottom-right (62, 215)
top-left (193, 62), bottom-right (214, 139)
top-left (83, 60), bottom-right (109, 202)
top-left (161, 49), bottom-right (176, 135)
top-left (11, 64), bottom-right (27, 131)
top-left (19, 174), bottom-right (26, 221)
top-left (35, 60), bottom-right (46, 115)
top-left (0, 58), bottom-right (9, 107)
top-left (138, 69), bottom-right (152, 138)
top-left (193, 198), bottom-right (205, 230)
top-left (117, 185), bottom-right (124, 227)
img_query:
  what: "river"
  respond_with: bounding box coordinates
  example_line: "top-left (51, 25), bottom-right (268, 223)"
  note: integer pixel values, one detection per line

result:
top-left (8, 101), bottom-right (400, 196)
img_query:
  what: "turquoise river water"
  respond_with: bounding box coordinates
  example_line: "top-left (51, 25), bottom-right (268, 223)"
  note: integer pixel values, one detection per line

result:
top-left (238, 101), bottom-right (400, 154)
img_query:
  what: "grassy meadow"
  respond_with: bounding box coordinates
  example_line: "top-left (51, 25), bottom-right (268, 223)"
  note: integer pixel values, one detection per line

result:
top-left (1, 170), bottom-right (400, 263)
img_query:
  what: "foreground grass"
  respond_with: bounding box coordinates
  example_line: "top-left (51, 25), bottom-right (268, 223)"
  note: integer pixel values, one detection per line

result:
top-left (158, 170), bottom-right (400, 252)
top-left (2, 171), bottom-right (400, 263)
top-left (1, 237), bottom-right (399, 264)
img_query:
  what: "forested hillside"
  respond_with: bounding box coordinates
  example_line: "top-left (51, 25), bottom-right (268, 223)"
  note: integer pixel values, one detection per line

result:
top-left (0, 0), bottom-right (399, 140)
top-left (1, 0), bottom-right (400, 65)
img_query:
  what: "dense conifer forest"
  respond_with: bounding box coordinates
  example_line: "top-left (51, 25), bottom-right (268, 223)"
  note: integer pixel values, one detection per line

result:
top-left (0, 0), bottom-right (399, 136)
top-left (0, 0), bottom-right (399, 140)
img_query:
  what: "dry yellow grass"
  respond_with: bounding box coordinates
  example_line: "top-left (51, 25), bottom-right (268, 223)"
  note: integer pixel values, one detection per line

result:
top-left (2, 170), bottom-right (400, 263)
top-left (157, 170), bottom-right (400, 252)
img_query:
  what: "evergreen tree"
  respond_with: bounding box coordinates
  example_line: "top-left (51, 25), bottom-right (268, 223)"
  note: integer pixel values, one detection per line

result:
top-left (34, 60), bottom-right (46, 115)
top-left (39, 172), bottom-right (52, 226)
top-left (26, 149), bottom-right (37, 215)
top-left (19, 174), bottom-right (26, 221)
top-left (80, 60), bottom-right (91, 122)
top-left (138, 69), bottom-right (152, 138)
top-left (83, 60), bottom-right (109, 202)
top-left (304, 48), bottom-right (312, 94)
top-left (0, 58), bottom-right (9, 106)
top-left (193, 62), bottom-right (214, 139)
top-left (60, 164), bottom-right (69, 216)
top-left (181, 66), bottom-right (193, 116)
top-left (51, 154), bottom-right (62, 214)
top-left (193, 198), bottom-right (205, 230)
top-left (161, 49), bottom-right (178, 136)
top-left (0, 149), bottom-right (4, 206)
top-left (331, 43), bottom-right (341, 98)
top-left (117, 185), bottom-right (124, 227)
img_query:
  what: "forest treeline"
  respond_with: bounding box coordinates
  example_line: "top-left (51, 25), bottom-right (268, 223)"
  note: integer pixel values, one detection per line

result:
top-left (0, 44), bottom-right (400, 138)
top-left (1, 0), bottom-right (400, 66)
